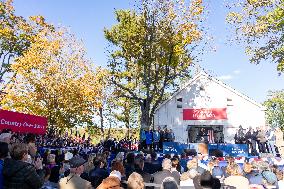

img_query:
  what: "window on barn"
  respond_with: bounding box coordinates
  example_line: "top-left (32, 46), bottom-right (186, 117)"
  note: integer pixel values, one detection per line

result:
top-left (177, 97), bottom-right (182, 108)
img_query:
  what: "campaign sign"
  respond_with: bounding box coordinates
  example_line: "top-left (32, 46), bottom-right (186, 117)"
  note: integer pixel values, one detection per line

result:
top-left (0, 109), bottom-right (47, 134)
top-left (208, 143), bottom-right (248, 157)
top-left (163, 142), bottom-right (188, 155)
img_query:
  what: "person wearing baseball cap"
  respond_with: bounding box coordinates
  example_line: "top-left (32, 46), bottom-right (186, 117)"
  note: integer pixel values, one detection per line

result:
top-left (59, 156), bottom-right (92, 189)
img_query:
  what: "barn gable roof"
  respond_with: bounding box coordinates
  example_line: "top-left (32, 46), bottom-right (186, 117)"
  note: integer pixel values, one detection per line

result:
top-left (156, 71), bottom-right (265, 111)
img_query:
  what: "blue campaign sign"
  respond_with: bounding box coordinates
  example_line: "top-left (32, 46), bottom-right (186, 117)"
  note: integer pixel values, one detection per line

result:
top-left (208, 143), bottom-right (248, 157)
top-left (163, 142), bottom-right (188, 154)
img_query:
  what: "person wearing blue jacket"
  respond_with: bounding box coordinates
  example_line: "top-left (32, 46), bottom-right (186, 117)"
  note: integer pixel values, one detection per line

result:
top-left (153, 130), bottom-right (160, 151)
top-left (140, 129), bottom-right (146, 150)
top-left (145, 129), bottom-right (153, 150)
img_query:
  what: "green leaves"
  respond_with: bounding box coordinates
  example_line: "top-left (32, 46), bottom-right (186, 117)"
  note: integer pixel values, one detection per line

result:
top-left (227, 0), bottom-right (284, 73)
top-left (105, 0), bottom-right (204, 128)
top-left (264, 90), bottom-right (284, 130)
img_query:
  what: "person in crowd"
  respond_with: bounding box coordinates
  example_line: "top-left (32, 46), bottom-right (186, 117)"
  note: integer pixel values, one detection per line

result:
top-left (195, 171), bottom-right (221, 189)
top-left (81, 154), bottom-right (95, 180)
top-left (114, 152), bottom-right (124, 163)
top-left (133, 156), bottom-right (152, 183)
top-left (111, 161), bottom-right (126, 181)
top-left (243, 161), bottom-right (264, 188)
top-left (153, 158), bottom-right (179, 188)
top-left (62, 151), bottom-right (73, 176)
top-left (143, 152), bottom-right (162, 174)
top-left (124, 152), bottom-right (135, 179)
top-left (181, 159), bottom-right (197, 181)
top-left (0, 142), bottom-right (9, 189)
top-left (160, 177), bottom-right (179, 189)
top-left (267, 127), bottom-right (277, 156)
top-left (127, 172), bottom-right (145, 189)
top-left (145, 129), bottom-right (153, 150)
top-left (3, 143), bottom-right (45, 189)
top-left (25, 133), bottom-right (37, 158)
top-left (58, 156), bottom-right (92, 189)
top-left (0, 132), bottom-right (12, 145)
top-left (97, 176), bottom-right (122, 189)
top-left (47, 154), bottom-right (63, 186)
top-left (257, 127), bottom-right (267, 153)
top-left (170, 157), bottom-right (180, 184)
top-left (180, 168), bottom-right (198, 187)
top-left (223, 163), bottom-right (249, 189)
top-left (276, 170), bottom-right (284, 188)
top-left (153, 129), bottom-right (160, 151)
top-left (211, 159), bottom-right (223, 179)
top-left (89, 154), bottom-right (108, 188)
top-left (41, 167), bottom-right (56, 189)
top-left (262, 170), bottom-right (278, 188)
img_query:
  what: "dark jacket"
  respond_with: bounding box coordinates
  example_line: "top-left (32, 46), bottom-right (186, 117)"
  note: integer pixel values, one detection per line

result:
top-left (153, 170), bottom-right (179, 189)
top-left (125, 163), bottom-right (135, 179)
top-left (144, 160), bottom-right (162, 174)
top-left (134, 167), bottom-right (152, 183)
top-left (89, 167), bottom-right (109, 188)
top-left (3, 158), bottom-right (44, 189)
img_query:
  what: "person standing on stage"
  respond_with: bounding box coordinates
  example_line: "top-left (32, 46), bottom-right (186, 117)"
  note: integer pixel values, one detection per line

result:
top-left (158, 127), bottom-right (164, 151)
top-left (251, 128), bottom-right (259, 156)
top-left (267, 127), bottom-right (276, 156)
top-left (140, 129), bottom-right (146, 150)
top-left (235, 125), bottom-right (245, 144)
top-left (169, 129), bottom-right (175, 142)
top-left (145, 129), bottom-right (153, 150)
top-left (257, 128), bottom-right (267, 153)
top-left (153, 129), bottom-right (160, 151)
top-left (199, 128), bottom-right (207, 143)
top-left (164, 129), bottom-right (170, 142)
top-left (245, 127), bottom-right (253, 153)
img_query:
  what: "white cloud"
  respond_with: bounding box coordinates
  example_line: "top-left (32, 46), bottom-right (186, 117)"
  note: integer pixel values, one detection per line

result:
top-left (233, 70), bottom-right (241, 75)
top-left (218, 75), bottom-right (233, 80)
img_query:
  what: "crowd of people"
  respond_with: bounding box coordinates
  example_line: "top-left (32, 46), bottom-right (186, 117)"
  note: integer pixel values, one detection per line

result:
top-left (234, 126), bottom-right (284, 157)
top-left (140, 128), bottom-right (175, 151)
top-left (0, 128), bottom-right (284, 189)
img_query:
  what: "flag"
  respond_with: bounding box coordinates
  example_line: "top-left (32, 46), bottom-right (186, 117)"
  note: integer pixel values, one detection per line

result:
top-left (208, 129), bottom-right (215, 143)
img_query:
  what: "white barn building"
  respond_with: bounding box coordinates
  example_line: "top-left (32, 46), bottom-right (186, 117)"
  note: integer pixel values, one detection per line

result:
top-left (154, 71), bottom-right (266, 144)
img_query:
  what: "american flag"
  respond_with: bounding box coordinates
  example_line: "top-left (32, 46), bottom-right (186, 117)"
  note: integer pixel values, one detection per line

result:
top-left (208, 129), bottom-right (215, 143)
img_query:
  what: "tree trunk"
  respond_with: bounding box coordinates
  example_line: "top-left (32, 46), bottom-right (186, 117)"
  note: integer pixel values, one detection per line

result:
top-left (99, 107), bottom-right (104, 136)
top-left (140, 100), bottom-right (152, 130)
top-left (107, 121), bottom-right (112, 138)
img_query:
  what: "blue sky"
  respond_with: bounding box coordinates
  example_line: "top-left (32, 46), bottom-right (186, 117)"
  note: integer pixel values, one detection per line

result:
top-left (13, 0), bottom-right (284, 103)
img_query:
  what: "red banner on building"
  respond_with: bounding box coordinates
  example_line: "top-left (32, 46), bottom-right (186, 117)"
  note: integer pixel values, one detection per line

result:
top-left (183, 108), bottom-right (227, 120)
top-left (0, 109), bottom-right (47, 134)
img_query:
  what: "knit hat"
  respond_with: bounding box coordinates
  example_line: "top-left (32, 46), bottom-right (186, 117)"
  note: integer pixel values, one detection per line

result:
top-left (109, 170), bottom-right (122, 181)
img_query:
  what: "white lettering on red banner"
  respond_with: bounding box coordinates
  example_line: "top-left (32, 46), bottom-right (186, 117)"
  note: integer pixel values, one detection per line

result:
top-left (183, 108), bottom-right (227, 120)
top-left (0, 109), bottom-right (47, 134)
